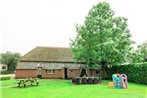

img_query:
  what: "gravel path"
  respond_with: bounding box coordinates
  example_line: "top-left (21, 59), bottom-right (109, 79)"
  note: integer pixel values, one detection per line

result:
top-left (0, 74), bottom-right (15, 78)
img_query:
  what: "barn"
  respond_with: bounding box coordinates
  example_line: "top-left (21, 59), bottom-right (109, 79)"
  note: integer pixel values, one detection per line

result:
top-left (15, 46), bottom-right (100, 79)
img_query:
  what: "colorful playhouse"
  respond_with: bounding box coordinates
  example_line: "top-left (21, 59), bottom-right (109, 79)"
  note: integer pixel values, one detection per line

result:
top-left (112, 73), bottom-right (128, 89)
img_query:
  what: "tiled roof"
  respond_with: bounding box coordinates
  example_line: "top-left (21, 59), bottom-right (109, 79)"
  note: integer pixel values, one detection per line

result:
top-left (21, 46), bottom-right (74, 62)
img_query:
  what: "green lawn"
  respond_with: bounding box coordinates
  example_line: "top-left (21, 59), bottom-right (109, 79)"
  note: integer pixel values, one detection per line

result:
top-left (0, 79), bottom-right (147, 98)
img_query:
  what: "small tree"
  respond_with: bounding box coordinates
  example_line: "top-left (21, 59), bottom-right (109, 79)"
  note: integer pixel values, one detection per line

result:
top-left (0, 52), bottom-right (21, 71)
top-left (131, 41), bottom-right (147, 63)
top-left (70, 2), bottom-right (132, 76)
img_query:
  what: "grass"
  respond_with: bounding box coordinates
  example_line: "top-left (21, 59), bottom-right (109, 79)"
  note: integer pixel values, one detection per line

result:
top-left (0, 79), bottom-right (147, 98)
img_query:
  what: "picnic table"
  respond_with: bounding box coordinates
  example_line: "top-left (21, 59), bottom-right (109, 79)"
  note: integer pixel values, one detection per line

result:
top-left (17, 78), bottom-right (39, 87)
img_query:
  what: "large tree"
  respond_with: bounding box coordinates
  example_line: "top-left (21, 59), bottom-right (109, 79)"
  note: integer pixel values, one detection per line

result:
top-left (0, 52), bottom-right (21, 71)
top-left (70, 2), bottom-right (132, 75)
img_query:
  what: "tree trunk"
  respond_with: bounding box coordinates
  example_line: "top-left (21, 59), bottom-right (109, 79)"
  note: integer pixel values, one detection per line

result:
top-left (101, 61), bottom-right (108, 79)
top-left (7, 65), bottom-right (15, 71)
top-left (101, 65), bottom-right (107, 76)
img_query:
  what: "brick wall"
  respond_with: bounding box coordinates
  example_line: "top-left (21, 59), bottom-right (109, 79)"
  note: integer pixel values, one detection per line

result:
top-left (15, 69), bottom-right (98, 79)
top-left (42, 69), bottom-right (63, 79)
top-left (15, 69), bottom-right (37, 79)
top-left (87, 69), bottom-right (97, 77)
top-left (68, 69), bottom-right (80, 78)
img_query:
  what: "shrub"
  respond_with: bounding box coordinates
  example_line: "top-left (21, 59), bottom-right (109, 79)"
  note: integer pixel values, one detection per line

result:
top-left (1, 77), bottom-right (11, 81)
top-left (106, 62), bottom-right (147, 85)
top-left (1, 71), bottom-right (14, 75)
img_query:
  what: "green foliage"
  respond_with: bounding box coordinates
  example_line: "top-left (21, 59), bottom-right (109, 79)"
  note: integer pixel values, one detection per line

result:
top-left (1, 70), bottom-right (15, 74)
top-left (0, 52), bottom-right (21, 71)
top-left (106, 62), bottom-right (147, 85)
top-left (131, 41), bottom-right (147, 63)
top-left (1, 77), bottom-right (11, 81)
top-left (70, 2), bottom-right (132, 68)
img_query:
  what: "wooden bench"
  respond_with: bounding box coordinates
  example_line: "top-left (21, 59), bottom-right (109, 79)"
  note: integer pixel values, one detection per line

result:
top-left (30, 78), bottom-right (39, 86)
top-left (17, 78), bottom-right (39, 88)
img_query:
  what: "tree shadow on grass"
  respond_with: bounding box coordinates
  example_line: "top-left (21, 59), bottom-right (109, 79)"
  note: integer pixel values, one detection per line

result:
top-left (12, 85), bottom-right (39, 89)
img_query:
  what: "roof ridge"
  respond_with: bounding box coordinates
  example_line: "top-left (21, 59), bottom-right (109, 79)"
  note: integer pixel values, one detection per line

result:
top-left (22, 46), bottom-right (70, 57)
top-left (36, 46), bottom-right (70, 49)
top-left (21, 47), bottom-right (37, 57)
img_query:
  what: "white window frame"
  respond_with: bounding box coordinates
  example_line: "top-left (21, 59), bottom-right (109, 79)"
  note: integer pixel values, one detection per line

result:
top-left (45, 69), bottom-right (55, 74)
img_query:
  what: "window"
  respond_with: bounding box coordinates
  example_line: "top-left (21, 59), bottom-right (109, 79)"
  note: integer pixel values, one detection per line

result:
top-left (45, 70), bottom-right (49, 73)
top-left (48, 70), bottom-right (52, 73)
top-left (2, 66), bottom-right (6, 69)
top-left (52, 69), bottom-right (55, 73)
top-left (45, 69), bottom-right (55, 74)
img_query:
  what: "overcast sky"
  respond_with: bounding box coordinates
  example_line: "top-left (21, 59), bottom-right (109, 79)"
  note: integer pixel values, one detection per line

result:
top-left (0, 0), bottom-right (147, 55)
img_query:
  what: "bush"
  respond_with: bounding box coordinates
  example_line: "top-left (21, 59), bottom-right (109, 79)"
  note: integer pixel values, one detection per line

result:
top-left (106, 62), bottom-right (147, 85)
top-left (1, 71), bottom-right (14, 75)
top-left (1, 77), bottom-right (11, 81)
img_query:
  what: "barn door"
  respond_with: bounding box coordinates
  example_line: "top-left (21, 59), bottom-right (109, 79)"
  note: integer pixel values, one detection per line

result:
top-left (37, 68), bottom-right (42, 79)
top-left (64, 68), bottom-right (68, 79)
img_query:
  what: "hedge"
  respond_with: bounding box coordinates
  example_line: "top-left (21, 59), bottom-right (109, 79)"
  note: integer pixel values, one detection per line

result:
top-left (1, 77), bottom-right (11, 81)
top-left (105, 62), bottom-right (147, 85)
top-left (1, 71), bottom-right (14, 75)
